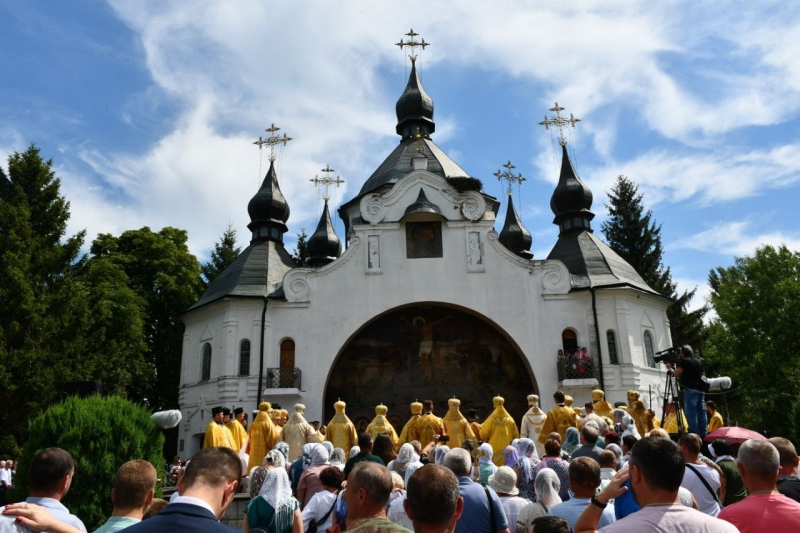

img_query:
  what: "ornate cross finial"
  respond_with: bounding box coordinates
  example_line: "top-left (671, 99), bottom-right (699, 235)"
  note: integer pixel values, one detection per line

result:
top-left (262, 123), bottom-right (293, 162)
top-left (310, 164), bottom-right (345, 202)
top-left (493, 160), bottom-right (526, 196)
top-left (538, 102), bottom-right (580, 146)
top-left (396, 28), bottom-right (430, 63)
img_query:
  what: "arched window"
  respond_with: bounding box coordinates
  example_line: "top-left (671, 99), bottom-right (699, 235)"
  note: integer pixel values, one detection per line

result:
top-left (201, 343), bottom-right (212, 381)
top-left (606, 330), bottom-right (619, 365)
top-left (643, 330), bottom-right (656, 368)
top-left (561, 329), bottom-right (578, 356)
top-left (280, 339), bottom-right (295, 372)
top-left (239, 340), bottom-right (251, 376)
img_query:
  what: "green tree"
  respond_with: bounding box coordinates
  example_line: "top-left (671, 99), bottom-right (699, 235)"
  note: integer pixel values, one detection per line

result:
top-left (0, 145), bottom-right (86, 454)
top-left (602, 175), bottom-right (706, 350)
top-left (704, 244), bottom-right (800, 439)
top-left (11, 395), bottom-right (165, 530)
top-left (90, 227), bottom-right (205, 409)
top-left (292, 228), bottom-right (310, 267)
top-left (201, 222), bottom-right (241, 284)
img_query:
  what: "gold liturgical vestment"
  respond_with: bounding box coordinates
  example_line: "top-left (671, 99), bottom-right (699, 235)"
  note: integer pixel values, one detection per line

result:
top-left (664, 411), bottom-right (689, 434)
top-left (203, 421), bottom-right (230, 449)
top-left (707, 411), bottom-right (724, 433)
top-left (326, 400), bottom-right (358, 452)
top-left (442, 399), bottom-right (475, 449)
top-left (399, 401), bottom-right (423, 444)
top-left (538, 404), bottom-right (576, 445)
top-left (481, 396), bottom-right (519, 466)
top-left (228, 419), bottom-right (248, 452)
top-left (366, 404), bottom-right (399, 447)
top-left (591, 389), bottom-right (615, 420)
top-left (280, 404), bottom-right (314, 461)
top-left (247, 403), bottom-right (281, 473)
top-left (417, 412), bottom-right (445, 445)
top-left (628, 401), bottom-right (651, 436)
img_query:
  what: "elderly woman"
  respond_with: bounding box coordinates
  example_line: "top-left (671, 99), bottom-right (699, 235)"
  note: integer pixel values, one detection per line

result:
top-left (613, 409), bottom-right (641, 439)
top-left (250, 449), bottom-right (286, 499)
top-left (562, 427), bottom-right (581, 457)
top-left (517, 468), bottom-right (563, 531)
top-left (245, 467), bottom-right (303, 533)
top-left (297, 444), bottom-right (331, 507)
top-left (534, 439), bottom-right (571, 502)
top-left (329, 447), bottom-right (347, 471)
top-left (478, 443), bottom-right (498, 484)
top-left (387, 443), bottom-right (416, 479)
top-left (504, 445), bottom-right (520, 467)
top-left (434, 445), bottom-right (451, 466)
top-left (387, 462), bottom-right (423, 530)
top-left (513, 438), bottom-right (539, 501)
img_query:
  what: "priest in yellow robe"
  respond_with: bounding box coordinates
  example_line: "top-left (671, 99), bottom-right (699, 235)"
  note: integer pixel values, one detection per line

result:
top-left (247, 402), bottom-right (281, 473)
top-left (442, 398), bottom-right (475, 448)
top-left (626, 390), bottom-right (651, 436)
top-left (269, 404), bottom-right (283, 435)
top-left (466, 409), bottom-right (482, 443)
top-left (706, 400), bottom-right (724, 433)
top-left (591, 389), bottom-right (615, 420)
top-left (366, 404), bottom-right (399, 447)
top-left (220, 408), bottom-right (240, 453)
top-left (280, 404), bottom-right (314, 461)
top-left (416, 400), bottom-right (446, 445)
top-left (538, 391), bottom-right (577, 445)
top-left (326, 400), bottom-right (358, 452)
top-left (227, 407), bottom-right (249, 451)
top-left (481, 395), bottom-right (519, 465)
top-left (564, 395), bottom-right (579, 427)
top-left (399, 401), bottom-right (423, 445)
top-left (203, 407), bottom-right (230, 448)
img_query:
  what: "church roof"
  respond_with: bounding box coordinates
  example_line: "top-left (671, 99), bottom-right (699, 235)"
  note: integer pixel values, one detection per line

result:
top-left (547, 230), bottom-right (663, 297)
top-left (187, 240), bottom-right (296, 311)
top-left (358, 137), bottom-right (469, 197)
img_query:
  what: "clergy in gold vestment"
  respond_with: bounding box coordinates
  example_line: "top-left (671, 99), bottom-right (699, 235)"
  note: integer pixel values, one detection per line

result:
top-left (466, 409), bottom-right (482, 442)
top-left (399, 401), bottom-right (423, 445)
top-left (416, 400), bottom-right (445, 445)
top-left (663, 403), bottom-right (689, 434)
top-left (706, 401), bottom-right (724, 433)
top-left (538, 391), bottom-right (577, 445)
top-left (442, 398), bottom-right (475, 449)
top-left (280, 404), bottom-right (314, 461)
top-left (366, 404), bottom-right (400, 447)
top-left (230, 407), bottom-right (249, 451)
top-left (326, 400), bottom-right (358, 452)
top-left (591, 389), bottom-right (615, 420)
top-left (481, 396), bottom-right (519, 466)
top-left (564, 395), bottom-right (579, 427)
top-left (203, 407), bottom-right (230, 448)
top-left (221, 408), bottom-right (240, 453)
top-left (247, 402), bottom-right (281, 473)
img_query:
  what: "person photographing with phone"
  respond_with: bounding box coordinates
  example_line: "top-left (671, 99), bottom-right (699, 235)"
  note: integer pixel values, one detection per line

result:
top-left (665, 345), bottom-right (708, 437)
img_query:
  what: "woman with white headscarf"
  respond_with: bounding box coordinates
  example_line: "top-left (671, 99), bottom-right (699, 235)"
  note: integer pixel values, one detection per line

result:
top-left (330, 447), bottom-right (347, 471)
top-left (245, 467), bottom-right (303, 533)
top-left (434, 445), bottom-right (451, 466)
top-left (513, 438), bottom-right (539, 501)
top-left (478, 443), bottom-right (498, 484)
top-left (249, 449), bottom-right (287, 499)
top-left (613, 409), bottom-right (641, 438)
top-left (516, 468), bottom-right (562, 531)
top-left (387, 462), bottom-right (424, 530)
top-left (348, 445), bottom-right (361, 459)
top-left (297, 444), bottom-right (331, 507)
top-left (387, 443), bottom-right (416, 479)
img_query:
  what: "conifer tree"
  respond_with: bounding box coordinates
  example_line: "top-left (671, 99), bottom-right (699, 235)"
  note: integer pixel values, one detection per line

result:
top-left (201, 223), bottom-right (242, 284)
top-left (293, 229), bottom-right (310, 267)
top-left (602, 175), bottom-right (706, 351)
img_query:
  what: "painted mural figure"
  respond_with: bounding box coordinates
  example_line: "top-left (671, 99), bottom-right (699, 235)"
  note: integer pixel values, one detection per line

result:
top-left (520, 394), bottom-right (548, 459)
top-left (279, 403), bottom-right (314, 461)
top-left (399, 401), bottom-right (423, 444)
top-left (366, 404), bottom-right (400, 447)
top-left (400, 315), bottom-right (452, 381)
top-left (442, 398), bottom-right (476, 448)
top-left (480, 395), bottom-right (519, 465)
top-left (326, 400), bottom-right (359, 452)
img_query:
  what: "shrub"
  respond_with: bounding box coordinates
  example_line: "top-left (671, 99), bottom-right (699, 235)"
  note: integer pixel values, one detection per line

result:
top-left (11, 395), bottom-right (165, 530)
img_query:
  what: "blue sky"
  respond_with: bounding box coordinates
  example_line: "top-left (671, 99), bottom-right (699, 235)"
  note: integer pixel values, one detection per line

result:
top-left (3, 1), bottom-right (800, 314)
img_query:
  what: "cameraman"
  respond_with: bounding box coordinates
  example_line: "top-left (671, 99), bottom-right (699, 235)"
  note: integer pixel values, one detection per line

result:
top-left (665, 345), bottom-right (707, 437)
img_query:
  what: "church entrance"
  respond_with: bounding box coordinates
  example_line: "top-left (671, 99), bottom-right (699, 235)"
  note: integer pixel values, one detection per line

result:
top-left (324, 303), bottom-right (537, 429)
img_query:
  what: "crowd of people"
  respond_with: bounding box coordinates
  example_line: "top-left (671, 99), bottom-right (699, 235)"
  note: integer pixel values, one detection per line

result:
top-left (0, 461), bottom-right (15, 506)
top-left (3, 386), bottom-right (800, 533)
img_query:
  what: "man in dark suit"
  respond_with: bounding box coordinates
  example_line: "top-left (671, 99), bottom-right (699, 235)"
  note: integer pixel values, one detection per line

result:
top-left (125, 447), bottom-right (242, 533)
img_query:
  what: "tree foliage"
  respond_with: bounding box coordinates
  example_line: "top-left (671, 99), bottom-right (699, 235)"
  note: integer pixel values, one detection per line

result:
top-left (704, 245), bottom-right (800, 440)
top-left (292, 229), bottom-right (310, 267)
top-left (90, 227), bottom-right (205, 410)
top-left (201, 223), bottom-right (242, 284)
top-left (11, 395), bottom-right (165, 530)
top-left (602, 175), bottom-right (706, 351)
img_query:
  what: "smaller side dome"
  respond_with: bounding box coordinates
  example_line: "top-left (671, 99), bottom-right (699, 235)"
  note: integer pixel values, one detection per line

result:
top-left (549, 144), bottom-right (595, 235)
top-left (498, 195), bottom-right (533, 259)
top-left (307, 201), bottom-right (341, 268)
top-left (247, 160), bottom-right (290, 243)
top-left (396, 61), bottom-right (435, 140)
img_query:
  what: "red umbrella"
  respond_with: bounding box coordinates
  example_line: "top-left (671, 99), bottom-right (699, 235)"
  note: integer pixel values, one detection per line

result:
top-left (705, 427), bottom-right (767, 444)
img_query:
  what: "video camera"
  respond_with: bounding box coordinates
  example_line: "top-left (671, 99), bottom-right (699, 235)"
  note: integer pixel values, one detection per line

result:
top-left (653, 347), bottom-right (681, 365)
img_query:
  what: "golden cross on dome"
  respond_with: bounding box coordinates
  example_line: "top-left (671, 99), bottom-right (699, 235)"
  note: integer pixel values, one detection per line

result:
top-left (493, 160), bottom-right (526, 196)
top-left (310, 164), bottom-right (345, 201)
top-left (262, 123), bottom-right (293, 162)
top-left (395, 28), bottom-right (430, 63)
top-left (538, 102), bottom-right (580, 146)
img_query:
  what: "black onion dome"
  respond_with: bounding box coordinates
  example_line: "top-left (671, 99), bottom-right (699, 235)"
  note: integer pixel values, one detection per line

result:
top-left (247, 160), bottom-right (290, 243)
top-left (498, 195), bottom-right (533, 259)
top-left (395, 61), bottom-right (435, 140)
top-left (550, 144), bottom-right (595, 235)
top-left (307, 201), bottom-right (341, 268)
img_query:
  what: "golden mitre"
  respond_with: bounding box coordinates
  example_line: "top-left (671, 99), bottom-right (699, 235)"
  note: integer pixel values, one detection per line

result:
top-left (293, 403), bottom-right (306, 413)
top-left (410, 400), bottom-right (423, 415)
top-left (493, 395), bottom-right (505, 407)
top-left (259, 401), bottom-right (272, 412)
top-left (591, 389), bottom-right (606, 402)
top-left (448, 398), bottom-right (461, 409)
top-left (334, 400), bottom-right (347, 413)
top-left (376, 404), bottom-right (388, 416)
top-left (527, 394), bottom-right (539, 406)
top-left (627, 390), bottom-right (640, 402)
top-left (564, 395), bottom-right (574, 406)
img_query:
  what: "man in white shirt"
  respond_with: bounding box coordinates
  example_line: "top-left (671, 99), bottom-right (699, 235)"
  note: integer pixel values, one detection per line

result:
top-left (679, 433), bottom-right (722, 516)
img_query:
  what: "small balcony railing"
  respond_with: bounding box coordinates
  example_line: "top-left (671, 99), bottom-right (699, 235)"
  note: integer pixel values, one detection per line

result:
top-left (557, 354), bottom-right (598, 381)
top-left (265, 367), bottom-right (302, 389)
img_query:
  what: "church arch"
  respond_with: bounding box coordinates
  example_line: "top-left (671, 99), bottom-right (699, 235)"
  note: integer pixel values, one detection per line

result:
top-left (201, 343), bottom-right (212, 381)
top-left (323, 302), bottom-right (538, 425)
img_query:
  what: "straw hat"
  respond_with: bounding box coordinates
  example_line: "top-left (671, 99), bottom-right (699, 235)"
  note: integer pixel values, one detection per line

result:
top-left (488, 466), bottom-right (519, 496)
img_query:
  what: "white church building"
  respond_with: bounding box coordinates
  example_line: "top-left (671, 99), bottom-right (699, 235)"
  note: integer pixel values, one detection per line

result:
top-left (176, 58), bottom-right (672, 457)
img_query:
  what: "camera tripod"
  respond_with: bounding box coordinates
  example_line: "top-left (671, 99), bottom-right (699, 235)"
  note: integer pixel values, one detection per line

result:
top-left (661, 368), bottom-right (687, 436)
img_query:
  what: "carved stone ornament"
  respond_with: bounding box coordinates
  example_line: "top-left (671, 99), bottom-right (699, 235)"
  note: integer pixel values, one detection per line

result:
top-left (460, 191), bottom-right (486, 221)
top-left (361, 194), bottom-right (386, 224)
top-left (541, 262), bottom-right (571, 294)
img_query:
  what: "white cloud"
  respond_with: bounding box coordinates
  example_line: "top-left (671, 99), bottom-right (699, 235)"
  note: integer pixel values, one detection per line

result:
top-left (669, 220), bottom-right (800, 256)
top-left (673, 276), bottom-right (713, 316)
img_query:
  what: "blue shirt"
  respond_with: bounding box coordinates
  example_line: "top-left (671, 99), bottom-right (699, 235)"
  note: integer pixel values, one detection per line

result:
top-left (455, 477), bottom-right (508, 533)
top-left (548, 496), bottom-right (615, 531)
top-left (26, 497), bottom-right (87, 533)
top-left (570, 444), bottom-right (603, 462)
top-left (93, 516), bottom-right (141, 533)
